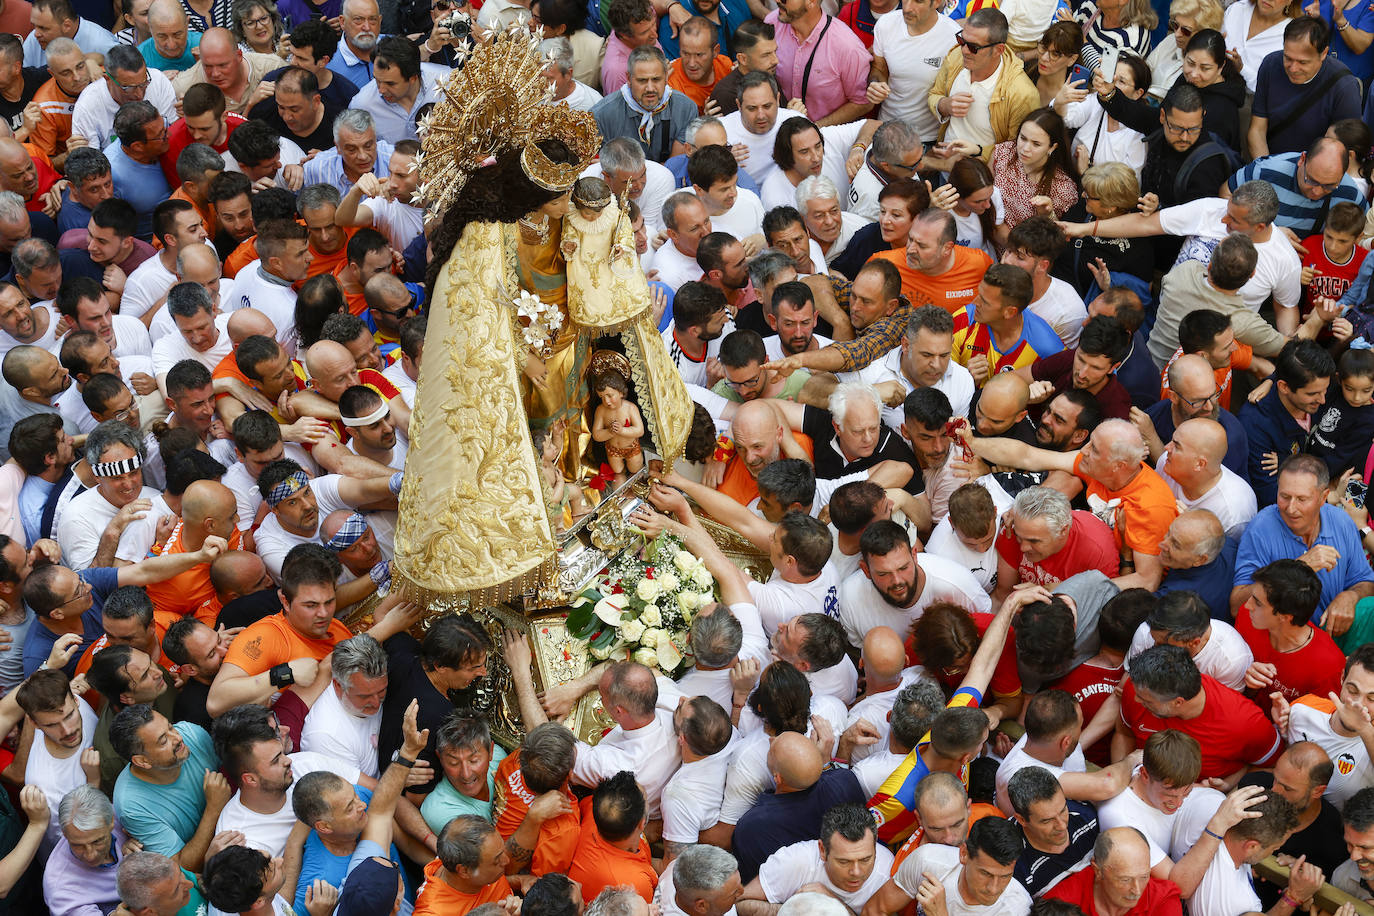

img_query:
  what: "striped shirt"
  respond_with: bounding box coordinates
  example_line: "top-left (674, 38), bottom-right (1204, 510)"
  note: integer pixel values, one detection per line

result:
top-left (1227, 152), bottom-right (1366, 238)
top-left (27, 78), bottom-right (78, 158)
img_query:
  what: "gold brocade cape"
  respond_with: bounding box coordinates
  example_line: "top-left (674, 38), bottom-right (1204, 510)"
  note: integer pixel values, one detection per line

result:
top-left (392, 207), bottom-right (694, 604)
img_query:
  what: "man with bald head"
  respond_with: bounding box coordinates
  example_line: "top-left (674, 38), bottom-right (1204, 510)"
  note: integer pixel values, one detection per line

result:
top-left (172, 28), bottom-right (281, 114)
top-left (145, 480), bottom-right (241, 629)
top-left (1135, 354), bottom-right (1249, 477)
top-left (1043, 827), bottom-right (1182, 916)
top-left (210, 550), bottom-right (279, 628)
top-left (140, 0), bottom-right (198, 72)
top-left (0, 344), bottom-right (76, 459)
top-left (970, 372), bottom-right (1036, 445)
top-left (1155, 510), bottom-right (1237, 621)
top-left (733, 730), bottom-right (865, 882)
top-left (1239, 742), bottom-right (1346, 885)
top-left (969, 418), bottom-right (1179, 591)
top-left (28, 38), bottom-right (93, 164)
top-left (716, 398), bottom-right (804, 506)
top-left (1158, 419), bottom-right (1256, 541)
top-left (0, 139), bottom-right (62, 219)
top-left (361, 272), bottom-right (415, 357)
top-left (319, 508), bottom-right (389, 584)
top-left (840, 627), bottom-right (922, 764)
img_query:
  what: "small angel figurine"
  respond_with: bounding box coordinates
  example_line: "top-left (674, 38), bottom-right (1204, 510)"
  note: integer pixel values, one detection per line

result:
top-left (590, 369), bottom-right (645, 480)
top-left (533, 421), bottom-right (588, 530)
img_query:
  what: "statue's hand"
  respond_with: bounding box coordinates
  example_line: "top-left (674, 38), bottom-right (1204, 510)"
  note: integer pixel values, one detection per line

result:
top-left (524, 353), bottom-right (549, 389)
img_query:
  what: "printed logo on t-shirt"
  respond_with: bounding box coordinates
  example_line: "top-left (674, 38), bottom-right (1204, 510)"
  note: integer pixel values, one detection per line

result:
top-left (1338, 752), bottom-right (1357, 776)
top-left (242, 636), bottom-right (263, 661)
top-left (822, 586), bottom-right (839, 618)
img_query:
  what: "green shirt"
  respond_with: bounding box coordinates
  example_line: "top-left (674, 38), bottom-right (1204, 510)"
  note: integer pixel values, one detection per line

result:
top-left (419, 745), bottom-right (508, 834)
top-left (712, 370), bottom-right (811, 403)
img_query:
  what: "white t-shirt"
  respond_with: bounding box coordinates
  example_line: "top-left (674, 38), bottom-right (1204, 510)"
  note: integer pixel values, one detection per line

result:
top-left (72, 71), bottom-right (177, 146)
top-left (723, 107), bottom-right (803, 186)
top-left (381, 361), bottom-right (416, 408)
top-left (231, 263), bottom-right (299, 356)
top-left (1096, 780), bottom-right (1180, 867)
top-left (151, 313), bottom-right (233, 376)
top-left (222, 136), bottom-right (307, 190)
top-left (759, 839), bottom-right (895, 910)
top-left (28, 698), bottom-right (98, 847)
top-left (1127, 620), bottom-right (1253, 691)
top-left (871, 10), bottom-right (960, 140)
top-left (1028, 277), bottom-right (1088, 349)
top-left (807, 655), bottom-right (860, 706)
top-left (724, 694), bottom-right (848, 823)
top-left (675, 602), bottom-right (772, 713)
top-left (652, 239), bottom-right (705, 292)
top-left (895, 843), bottom-right (1031, 916)
top-left (854, 744), bottom-right (906, 796)
top-left (924, 480), bottom-right (1012, 593)
top-left (944, 59), bottom-right (1001, 149)
top-left (953, 190), bottom-right (1004, 262)
top-left (757, 121), bottom-right (864, 213)
top-left (1223, 0), bottom-right (1287, 93)
top-left (836, 552), bottom-right (990, 649)
top-left (663, 322), bottom-right (729, 388)
top-left (747, 561), bottom-right (842, 635)
top-left (563, 80), bottom-right (603, 111)
top-left (1157, 198), bottom-right (1302, 313)
top-left (254, 475), bottom-right (351, 580)
top-left (1157, 457), bottom-right (1258, 541)
top-left (709, 188), bottom-right (767, 242)
top-left (661, 750), bottom-right (731, 845)
top-left (994, 735), bottom-right (1087, 813)
top-left (1064, 97), bottom-right (1148, 178)
top-left (571, 675), bottom-right (682, 818)
top-left (57, 484), bottom-right (161, 570)
top-left (149, 277), bottom-right (235, 346)
top-left (362, 196), bottom-right (425, 254)
top-left (581, 160), bottom-right (676, 234)
top-left (106, 315), bottom-right (152, 361)
top-left (656, 860), bottom-right (740, 916)
top-left (1288, 698), bottom-right (1374, 809)
top-left (120, 254), bottom-right (177, 322)
top-left (299, 682), bottom-right (383, 779)
top-left (215, 751), bottom-right (362, 856)
top-left (1168, 787), bottom-right (1256, 916)
top-left (844, 666), bottom-right (927, 762)
top-left (220, 445), bottom-right (316, 533)
top-left (870, 346), bottom-right (976, 429)
top-left (0, 304), bottom-right (60, 358)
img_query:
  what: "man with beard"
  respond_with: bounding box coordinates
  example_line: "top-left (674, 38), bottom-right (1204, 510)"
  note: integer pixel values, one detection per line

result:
top-left (1035, 390), bottom-right (1102, 453)
top-left (873, 305), bottom-right (974, 428)
top-left (712, 330), bottom-right (808, 404)
top-left (762, 278), bottom-right (822, 359)
top-left (0, 344), bottom-right (76, 459)
top-left (1136, 354), bottom-right (1249, 478)
top-left (698, 232), bottom-right (759, 319)
top-left (0, 281), bottom-right (60, 356)
top-left (592, 46), bottom-right (697, 164)
top-left (206, 171), bottom-right (255, 261)
top-left (714, 399), bottom-right (813, 506)
top-left (665, 281), bottom-right (731, 387)
top-left (898, 386), bottom-right (960, 528)
top-left (248, 67), bottom-right (341, 156)
top-left (838, 518), bottom-right (989, 650)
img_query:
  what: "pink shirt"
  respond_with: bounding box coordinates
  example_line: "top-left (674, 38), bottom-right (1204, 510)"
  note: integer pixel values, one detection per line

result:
top-left (765, 10), bottom-right (871, 123)
top-left (601, 32), bottom-right (664, 96)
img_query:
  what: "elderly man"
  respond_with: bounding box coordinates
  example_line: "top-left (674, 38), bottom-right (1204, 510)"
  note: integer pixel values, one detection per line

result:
top-left (1136, 354), bottom-right (1248, 477)
top-left (22, 0), bottom-right (117, 68)
top-left (797, 177), bottom-right (868, 266)
top-left (969, 418), bottom-right (1179, 590)
top-left (1126, 589), bottom-right (1252, 693)
top-left (172, 28), bottom-right (279, 114)
top-left (115, 851), bottom-right (208, 916)
top-left (29, 37), bottom-right (93, 163)
top-left (659, 845), bottom-right (744, 916)
top-left (1043, 827), bottom-right (1182, 916)
top-left (1247, 18), bottom-right (1361, 158)
top-left (1232, 454), bottom-right (1374, 636)
top-left (1155, 510), bottom-right (1238, 621)
top-left (845, 120), bottom-right (926, 220)
top-left (327, 0), bottom-right (381, 87)
top-left (71, 44), bottom-right (175, 150)
top-left (44, 786), bottom-right (127, 916)
top-left (139, 0), bottom-right (198, 72)
top-left (1228, 138), bottom-right (1363, 244)
top-left (1155, 416), bottom-right (1256, 541)
top-left (582, 137), bottom-right (674, 234)
top-left (353, 37), bottom-right (441, 144)
top-left (769, 382), bottom-right (920, 492)
top-left (302, 109), bottom-right (394, 195)
top-left (0, 139), bottom-right (62, 219)
top-left (592, 47), bottom-right (697, 164)
top-left (992, 486), bottom-right (1118, 604)
top-left (0, 344), bottom-right (77, 460)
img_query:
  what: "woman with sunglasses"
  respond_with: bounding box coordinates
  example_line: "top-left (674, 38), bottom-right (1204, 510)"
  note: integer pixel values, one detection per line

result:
top-left (1024, 20), bottom-right (1084, 109)
top-left (231, 0), bottom-right (286, 54)
top-left (1221, 0), bottom-right (1297, 92)
top-left (1143, 0), bottom-right (1222, 99)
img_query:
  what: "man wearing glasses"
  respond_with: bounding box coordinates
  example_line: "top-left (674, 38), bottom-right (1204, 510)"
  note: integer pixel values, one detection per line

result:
top-left (1224, 137), bottom-right (1364, 247)
top-left (360, 273), bottom-right (420, 360)
top-left (101, 101), bottom-right (171, 242)
top-left (70, 43), bottom-right (176, 149)
top-left (1140, 355), bottom-right (1251, 484)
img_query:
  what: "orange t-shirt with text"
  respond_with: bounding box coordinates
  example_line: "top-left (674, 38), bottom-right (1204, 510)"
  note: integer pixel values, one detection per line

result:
top-left (567, 796), bottom-right (658, 903)
top-left (222, 611), bottom-right (351, 676)
top-left (1072, 452), bottom-right (1178, 558)
top-left (872, 245), bottom-right (992, 315)
top-left (492, 751), bottom-right (581, 876)
top-left (413, 857), bottom-right (514, 916)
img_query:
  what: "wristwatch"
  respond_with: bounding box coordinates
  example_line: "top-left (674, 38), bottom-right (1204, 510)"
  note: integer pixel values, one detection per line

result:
top-left (268, 663), bottom-right (295, 688)
top-left (391, 750), bottom-right (417, 768)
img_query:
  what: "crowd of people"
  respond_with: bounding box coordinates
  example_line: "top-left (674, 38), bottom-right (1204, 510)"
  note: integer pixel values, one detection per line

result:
top-left (2, 0), bottom-right (1374, 913)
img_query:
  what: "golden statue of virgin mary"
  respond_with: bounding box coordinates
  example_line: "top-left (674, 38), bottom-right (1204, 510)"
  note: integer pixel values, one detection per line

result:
top-left (391, 28), bottom-right (694, 607)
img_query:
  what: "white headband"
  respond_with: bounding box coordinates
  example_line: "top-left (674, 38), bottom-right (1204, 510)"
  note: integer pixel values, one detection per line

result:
top-left (342, 402), bottom-right (390, 428)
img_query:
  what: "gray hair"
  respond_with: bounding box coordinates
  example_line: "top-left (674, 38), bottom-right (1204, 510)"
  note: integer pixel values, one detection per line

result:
top-left (331, 633), bottom-right (387, 686)
top-left (333, 108), bottom-right (376, 144)
top-left (106, 44), bottom-right (145, 76)
top-left (117, 852), bottom-right (180, 910)
top-left (85, 418), bottom-right (147, 467)
top-left (437, 814), bottom-right (497, 872)
top-left (540, 36), bottom-right (574, 74)
top-left (685, 116), bottom-right (723, 146)
top-left (167, 281), bottom-right (214, 318)
top-left (795, 174), bottom-right (839, 209)
top-left (587, 887), bottom-right (643, 916)
top-left (12, 239), bottom-right (58, 277)
top-left (690, 605), bottom-right (743, 668)
top-left (0, 191), bottom-right (26, 224)
top-left (871, 120), bottom-right (922, 165)
top-left (662, 190), bottom-right (701, 233)
top-left (906, 304), bottom-right (954, 340)
top-left (674, 844), bottom-right (740, 897)
top-left (1012, 486), bottom-right (1072, 536)
top-left (890, 678), bottom-right (946, 749)
top-left (44, 36), bottom-right (82, 60)
top-left (828, 382), bottom-right (882, 428)
top-left (1231, 180), bottom-right (1280, 226)
top-left (1096, 417), bottom-right (1147, 464)
top-left (58, 784), bottom-right (114, 832)
top-left (297, 183), bottom-right (341, 215)
top-left (965, 6), bottom-right (1009, 43)
top-left (599, 137), bottom-right (646, 176)
top-left (626, 44), bottom-right (668, 76)
top-left (747, 248), bottom-right (794, 290)
top-left (175, 143), bottom-right (225, 183)
top-left (778, 893), bottom-right (851, 916)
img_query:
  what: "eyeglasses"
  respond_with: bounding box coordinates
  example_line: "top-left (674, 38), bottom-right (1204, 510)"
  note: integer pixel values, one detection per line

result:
top-left (1162, 116), bottom-right (1201, 137)
top-left (370, 292), bottom-right (419, 320)
top-left (1300, 164), bottom-right (1342, 193)
top-left (1168, 18), bottom-right (1194, 36)
top-left (111, 72), bottom-right (152, 92)
top-left (110, 404), bottom-right (140, 423)
top-left (244, 13), bottom-right (272, 27)
top-left (725, 370), bottom-right (765, 390)
top-left (1177, 390), bottom-right (1220, 409)
top-left (955, 31), bottom-right (999, 53)
top-left (57, 578), bottom-right (90, 608)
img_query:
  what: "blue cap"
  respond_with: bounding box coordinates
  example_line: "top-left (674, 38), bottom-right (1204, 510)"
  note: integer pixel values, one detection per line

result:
top-left (336, 856), bottom-right (402, 916)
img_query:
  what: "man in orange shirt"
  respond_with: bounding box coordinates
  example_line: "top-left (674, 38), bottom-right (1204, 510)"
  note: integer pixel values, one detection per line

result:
top-left (874, 209), bottom-right (992, 314)
top-left (414, 815), bottom-right (517, 916)
top-left (889, 772), bottom-right (1003, 873)
top-left (146, 480), bottom-right (242, 630)
top-left (668, 18), bottom-right (734, 112)
top-left (168, 146), bottom-right (223, 242)
top-left (568, 771), bottom-right (658, 903)
top-left (493, 721), bottom-right (583, 878)
top-left (299, 184), bottom-right (357, 280)
top-left (716, 399), bottom-right (814, 506)
top-left (74, 585), bottom-right (184, 683)
top-left (206, 543), bottom-right (419, 718)
top-left (27, 37), bottom-right (90, 166)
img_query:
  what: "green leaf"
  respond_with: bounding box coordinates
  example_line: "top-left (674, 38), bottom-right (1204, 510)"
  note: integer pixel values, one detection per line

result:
top-left (567, 604), bottom-right (596, 638)
top-left (590, 626), bottom-right (618, 649)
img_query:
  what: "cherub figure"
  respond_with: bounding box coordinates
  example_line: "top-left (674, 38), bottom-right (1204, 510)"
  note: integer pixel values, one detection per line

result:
top-left (533, 420), bottom-right (589, 530)
top-left (590, 370), bottom-right (645, 480)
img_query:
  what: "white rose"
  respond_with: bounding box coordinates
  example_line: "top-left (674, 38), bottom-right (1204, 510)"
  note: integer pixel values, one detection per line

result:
top-left (677, 591), bottom-right (699, 614)
top-left (590, 640), bottom-right (618, 660)
top-left (673, 550), bottom-right (696, 572)
top-left (658, 571), bottom-right (680, 592)
top-left (641, 627), bottom-right (668, 648)
top-left (636, 578), bottom-right (663, 602)
top-left (621, 619), bottom-right (646, 643)
top-left (691, 566), bottom-right (713, 590)
top-left (640, 605), bottom-right (663, 628)
top-left (633, 647), bottom-right (659, 668)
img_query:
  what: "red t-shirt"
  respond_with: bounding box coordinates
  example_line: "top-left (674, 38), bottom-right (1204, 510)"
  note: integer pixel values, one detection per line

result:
top-left (1044, 860), bottom-right (1183, 916)
top-left (996, 509), bottom-right (1120, 588)
top-left (908, 611), bottom-right (1022, 701)
top-left (1120, 675), bottom-right (1282, 780)
top-left (24, 154), bottom-right (61, 213)
top-left (1049, 659), bottom-right (1124, 767)
top-left (1233, 608), bottom-right (1345, 704)
top-left (1300, 234), bottom-right (1368, 312)
top-left (160, 113), bottom-right (248, 188)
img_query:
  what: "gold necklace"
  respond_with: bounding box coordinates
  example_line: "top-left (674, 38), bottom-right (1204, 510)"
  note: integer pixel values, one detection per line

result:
top-left (518, 213), bottom-right (550, 244)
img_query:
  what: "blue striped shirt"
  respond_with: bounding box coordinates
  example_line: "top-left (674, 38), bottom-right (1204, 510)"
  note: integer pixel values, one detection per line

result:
top-left (1227, 152), bottom-right (1366, 237)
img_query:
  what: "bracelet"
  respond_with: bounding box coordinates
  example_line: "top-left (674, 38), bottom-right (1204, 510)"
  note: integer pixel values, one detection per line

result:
top-left (1203, 827), bottom-right (1224, 841)
top-left (1281, 893), bottom-right (1305, 908)
top-left (850, 142), bottom-right (866, 152)
top-left (423, 831), bottom-right (435, 846)
top-left (389, 471), bottom-right (404, 495)
top-left (1092, 219), bottom-right (1100, 236)
top-left (1338, 18), bottom-right (1350, 28)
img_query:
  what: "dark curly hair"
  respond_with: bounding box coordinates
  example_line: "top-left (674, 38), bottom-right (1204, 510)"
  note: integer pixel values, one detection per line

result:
top-left (425, 140), bottom-right (579, 304)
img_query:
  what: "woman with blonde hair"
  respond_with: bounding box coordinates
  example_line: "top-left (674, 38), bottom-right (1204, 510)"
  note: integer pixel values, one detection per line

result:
top-left (1066, 0), bottom-right (1157, 76)
top-left (1144, 0), bottom-right (1222, 98)
top-left (1057, 162), bottom-right (1154, 295)
top-left (1221, 0), bottom-right (1298, 92)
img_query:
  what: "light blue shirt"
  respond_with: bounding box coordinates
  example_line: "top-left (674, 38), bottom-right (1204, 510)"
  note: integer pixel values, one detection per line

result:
top-left (113, 721), bottom-right (219, 855)
top-left (105, 140), bottom-right (171, 239)
top-left (351, 63), bottom-right (447, 144)
top-left (326, 40), bottom-right (375, 91)
top-left (22, 18), bottom-right (118, 67)
top-left (18, 476), bottom-right (53, 547)
top-left (138, 31), bottom-right (201, 71)
top-left (302, 140), bottom-right (394, 195)
top-left (1234, 504), bottom-right (1374, 624)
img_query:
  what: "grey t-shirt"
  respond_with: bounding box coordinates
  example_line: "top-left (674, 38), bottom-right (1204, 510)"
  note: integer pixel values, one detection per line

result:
top-left (1017, 570), bottom-right (1117, 692)
top-left (0, 387), bottom-right (78, 462)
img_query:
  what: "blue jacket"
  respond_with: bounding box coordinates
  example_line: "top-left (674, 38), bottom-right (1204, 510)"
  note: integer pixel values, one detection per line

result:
top-left (1236, 385), bottom-right (1311, 508)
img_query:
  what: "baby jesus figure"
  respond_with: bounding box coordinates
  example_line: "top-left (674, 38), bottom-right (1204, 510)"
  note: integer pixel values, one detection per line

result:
top-left (591, 369), bottom-right (645, 479)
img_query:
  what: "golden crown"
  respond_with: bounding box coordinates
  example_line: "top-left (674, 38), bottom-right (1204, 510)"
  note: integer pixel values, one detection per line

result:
top-left (415, 26), bottom-right (602, 216)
